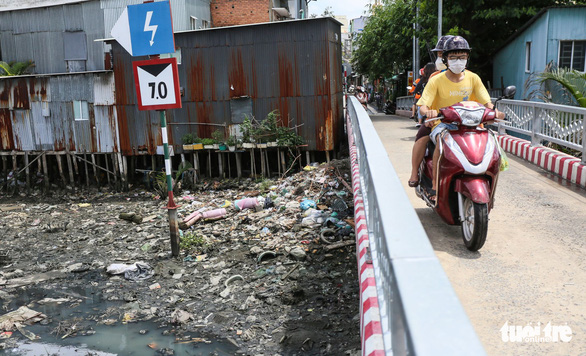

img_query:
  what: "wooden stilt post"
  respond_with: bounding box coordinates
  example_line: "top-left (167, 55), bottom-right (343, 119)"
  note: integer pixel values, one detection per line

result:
top-left (1, 155), bottom-right (7, 184)
top-left (56, 154), bottom-right (66, 188)
top-left (280, 151), bottom-right (286, 176)
top-left (66, 151), bottom-right (75, 187)
top-left (120, 154), bottom-right (128, 191)
top-left (207, 150), bottom-right (212, 177)
top-left (117, 153), bottom-right (125, 190)
top-left (11, 153), bottom-right (18, 194)
top-left (91, 154), bottom-right (100, 187)
top-left (306, 151), bottom-right (310, 166)
top-left (112, 153), bottom-right (119, 187)
top-left (83, 153), bottom-right (90, 187)
top-left (218, 152), bottom-right (224, 178)
top-left (42, 153), bottom-right (49, 191)
top-left (326, 150), bottom-right (331, 163)
top-left (193, 152), bottom-right (199, 181)
top-left (236, 152), bottom-right (242, 178)
top-left (71, 152), bottom-right (80, 184)
top-left (298, 148), bottom-right (302, 170)
top-left (250, 149), bottom-right (254, 178)
top-left (104, 154), bottom-right (111, 185)
top-left (24, 152), bottom-right (30, 194)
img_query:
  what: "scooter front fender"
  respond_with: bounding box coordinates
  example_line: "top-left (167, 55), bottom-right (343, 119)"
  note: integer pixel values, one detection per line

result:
top-left (454, 177), bottom-right (491, 204)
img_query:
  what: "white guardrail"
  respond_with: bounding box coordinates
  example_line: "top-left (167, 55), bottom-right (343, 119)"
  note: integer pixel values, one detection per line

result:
top-left (494, 99), bottom-right (586, 165)
top-left (396, 95), bottom-right (585, 164)
top-left (347, 96), bottom-right (486, 356)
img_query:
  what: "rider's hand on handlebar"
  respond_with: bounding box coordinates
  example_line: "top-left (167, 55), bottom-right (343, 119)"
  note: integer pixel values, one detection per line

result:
top-left (423, 109), bottom-right (438, 127)
top-left (495, 109), bottom-right (505, 121)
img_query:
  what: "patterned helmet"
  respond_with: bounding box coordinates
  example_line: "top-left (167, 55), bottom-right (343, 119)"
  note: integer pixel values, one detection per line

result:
top-left (442, 36), bottom-right (471, 55)
top-left (431, 35), bottom-right (453, 52)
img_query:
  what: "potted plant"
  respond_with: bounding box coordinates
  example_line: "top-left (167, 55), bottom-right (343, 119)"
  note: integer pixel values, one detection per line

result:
top-left (182, 133), bottom-right (194, 150)
top-left (211, 129), bottom-right (224, 150)
top-left (201, 138), bottom-right (215, 149)
top-left (277, 126), bottom-right (304, 147)
top-left (241, 116), bottom-right (256, 148)
top-left (226, 135), bottom-right (239, 152)
top-left (263, 110), bottom-right (280, 147)
top-left (192, 137), bottom-right (204, 150)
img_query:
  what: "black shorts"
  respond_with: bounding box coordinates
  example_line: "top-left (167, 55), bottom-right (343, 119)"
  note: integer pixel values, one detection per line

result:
top-left (415, 124), bottom-right (431, 142)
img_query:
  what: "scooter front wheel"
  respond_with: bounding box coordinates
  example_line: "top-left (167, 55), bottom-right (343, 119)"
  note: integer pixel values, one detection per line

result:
top-left (461, 197), bottom-right (488, 251)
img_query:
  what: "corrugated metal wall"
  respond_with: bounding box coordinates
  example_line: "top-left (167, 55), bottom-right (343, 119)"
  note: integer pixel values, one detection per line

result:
top-left (0, 1), bottom-right (106, 74)
top-left (0, 73), bottom-right (119, 153)
top-left (112, 17), bottom-right (343, 154)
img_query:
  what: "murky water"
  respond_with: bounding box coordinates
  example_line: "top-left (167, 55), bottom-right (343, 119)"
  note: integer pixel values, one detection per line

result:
top-left (2, 286), bottom-right (237, 356)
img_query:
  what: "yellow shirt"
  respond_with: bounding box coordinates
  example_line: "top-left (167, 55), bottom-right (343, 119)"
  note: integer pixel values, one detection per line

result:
top-left (417, 70), bottom-right (491, 111)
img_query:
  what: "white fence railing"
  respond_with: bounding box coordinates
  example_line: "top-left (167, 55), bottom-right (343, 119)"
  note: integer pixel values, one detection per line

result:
top-left (347, 96), bottom-right (486, 355)
top-left (494, 99), bottom-right (585, 164)
top-left (396, 95), bottom-right (585, 164)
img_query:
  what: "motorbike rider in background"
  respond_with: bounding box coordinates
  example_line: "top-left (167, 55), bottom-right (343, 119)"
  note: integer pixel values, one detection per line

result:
top-left (413, 36), bottom-right (504, 202)
top-left (408, 35), bottom-right (452, 187)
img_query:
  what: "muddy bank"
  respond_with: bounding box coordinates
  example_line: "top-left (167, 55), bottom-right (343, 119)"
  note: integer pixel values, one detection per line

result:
top-left (0, 159), bottom-right (361, 355)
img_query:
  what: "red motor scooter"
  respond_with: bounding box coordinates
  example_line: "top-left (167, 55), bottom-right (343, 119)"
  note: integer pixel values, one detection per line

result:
top-left (415, 86), bottom-right (516, 251)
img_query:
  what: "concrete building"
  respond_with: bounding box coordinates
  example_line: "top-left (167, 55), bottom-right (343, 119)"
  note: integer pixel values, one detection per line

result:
top-left (210, 0), bottom-right (308, 27)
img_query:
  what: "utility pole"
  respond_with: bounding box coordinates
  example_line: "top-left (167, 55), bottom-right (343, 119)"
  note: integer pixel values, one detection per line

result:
top-left (413, 1), bottom-right (419, 80)
top-left (438, 0), bottom-right (443, 39)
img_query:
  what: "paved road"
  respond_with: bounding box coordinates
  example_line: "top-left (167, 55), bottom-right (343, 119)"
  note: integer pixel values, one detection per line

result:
top-left (371, 111), bottom-right (586, 356)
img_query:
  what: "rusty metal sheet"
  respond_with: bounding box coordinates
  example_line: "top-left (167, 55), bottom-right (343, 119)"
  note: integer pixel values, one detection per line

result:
top-left (0, 108), bottom-right (14, 150)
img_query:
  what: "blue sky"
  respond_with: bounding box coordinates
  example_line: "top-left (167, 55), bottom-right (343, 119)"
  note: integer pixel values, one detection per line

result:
top-left (307, 0), bottom-right (370, 20)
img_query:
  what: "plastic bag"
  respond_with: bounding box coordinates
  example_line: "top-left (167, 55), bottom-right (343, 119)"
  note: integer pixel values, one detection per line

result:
top-left (498, 143), bottom-right (509, 172)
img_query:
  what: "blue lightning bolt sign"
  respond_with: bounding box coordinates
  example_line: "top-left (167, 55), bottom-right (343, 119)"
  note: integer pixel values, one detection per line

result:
top-left (144, 11), bottom-right (157, 46)
top-left (111, 0), bottom-right (175, 57)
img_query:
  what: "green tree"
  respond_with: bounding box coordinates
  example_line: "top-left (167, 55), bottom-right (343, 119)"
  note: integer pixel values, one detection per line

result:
top-left (352, 0), bottom-right (413, 81)
top-left (352, 0), bottom-right (586, 87)
top-left (416, 0), bottom-right (586, 80)
top-left (0, 60), bottom-right (35, 76)
top-left (526, 63), bottom-right (586, 107)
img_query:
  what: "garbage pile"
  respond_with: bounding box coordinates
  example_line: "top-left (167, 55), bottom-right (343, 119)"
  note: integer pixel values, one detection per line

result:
top-left (0, 159), bottom-right (361, 355)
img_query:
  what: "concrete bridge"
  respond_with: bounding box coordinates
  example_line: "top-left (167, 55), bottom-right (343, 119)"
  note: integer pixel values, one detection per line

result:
top-left (349, 97), bottom-right (586, 355)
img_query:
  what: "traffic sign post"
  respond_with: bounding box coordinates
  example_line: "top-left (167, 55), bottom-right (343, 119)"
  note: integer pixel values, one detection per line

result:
top-left (111, 0), bottom-right (175, 57)
top-left (111, 1), bottom-right (182, 256)
top-left (133, 57), bottom-right (181, 111)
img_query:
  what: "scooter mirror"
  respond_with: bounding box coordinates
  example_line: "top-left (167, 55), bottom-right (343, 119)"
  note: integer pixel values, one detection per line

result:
top-left (503, 85), bottom-right (516, 99)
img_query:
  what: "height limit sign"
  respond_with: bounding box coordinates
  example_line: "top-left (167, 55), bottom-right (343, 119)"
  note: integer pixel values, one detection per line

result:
top-left (133, 57), bottom-right (181, 111)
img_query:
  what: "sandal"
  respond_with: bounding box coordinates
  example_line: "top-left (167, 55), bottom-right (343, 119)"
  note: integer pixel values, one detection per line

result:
top-left (427, 189), bottom-right (437, 204)
top-left (408, 180), bottom-right (419, 187)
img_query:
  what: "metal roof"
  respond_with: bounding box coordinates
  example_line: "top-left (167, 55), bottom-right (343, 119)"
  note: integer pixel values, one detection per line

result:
top-left (0, 0), bottom-right (92, 12)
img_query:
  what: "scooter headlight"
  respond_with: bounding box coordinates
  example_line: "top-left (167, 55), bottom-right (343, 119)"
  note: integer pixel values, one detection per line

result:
top-left (456, 107), bottom-right (485, 127)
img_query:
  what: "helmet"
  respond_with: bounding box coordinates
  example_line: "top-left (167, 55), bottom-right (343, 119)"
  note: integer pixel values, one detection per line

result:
top-left (431, 35), bottom-right (453, 52)
top-left (442, 36), bottom-right (470, 55)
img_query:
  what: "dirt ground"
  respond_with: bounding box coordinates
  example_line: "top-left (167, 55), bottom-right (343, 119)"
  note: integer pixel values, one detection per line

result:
top-left (0, 159), bottom-right (361, 356)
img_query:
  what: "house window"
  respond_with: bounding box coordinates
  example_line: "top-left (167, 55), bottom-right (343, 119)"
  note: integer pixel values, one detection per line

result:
top-left (190, 16), bottom-right (198, 30)
top-left (559, 40), bottom-right (586, 71)
top-left (63, 32), bottom-right (87, 60)
top-left (201, 20), bottom-right (209, 29)
top-left (525, 42), bottom-right (531, 73)
top-left (73, 100), bottom-right (89, 121)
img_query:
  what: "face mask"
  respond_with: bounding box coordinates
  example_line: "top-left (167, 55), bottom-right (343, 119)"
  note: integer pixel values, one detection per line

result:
top-left (435, 57), bottom-right (447, 71)
top-left (448, 59), bottom-right (467, 74)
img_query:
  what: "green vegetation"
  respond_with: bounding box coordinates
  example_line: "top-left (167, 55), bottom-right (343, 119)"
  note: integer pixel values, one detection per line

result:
top-left (526, 63), bottom-right (586, 107)
top-left (352, 0), bottom-right (586, 88)
top-left (0, 60), bottom-right (35, 76)
top-left (180, 231), bottom-right (210, 254)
